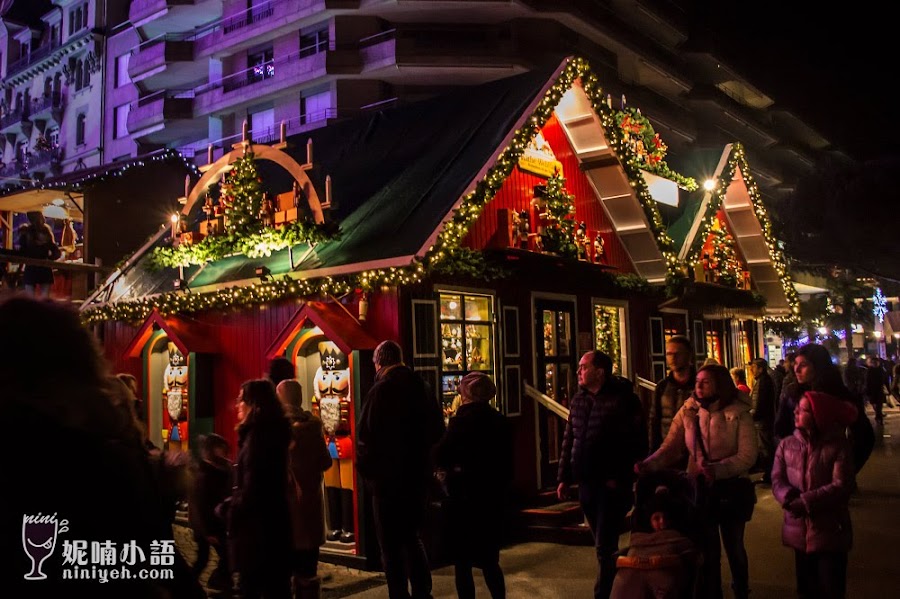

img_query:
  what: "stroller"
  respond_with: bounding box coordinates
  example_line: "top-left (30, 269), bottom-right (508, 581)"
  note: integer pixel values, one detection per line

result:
top-left (610, 469), bottom-right (706, 599)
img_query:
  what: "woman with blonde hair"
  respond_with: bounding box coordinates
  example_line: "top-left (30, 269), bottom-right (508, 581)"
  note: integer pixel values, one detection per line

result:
top-left (277, 379), bottom-right (332, 599)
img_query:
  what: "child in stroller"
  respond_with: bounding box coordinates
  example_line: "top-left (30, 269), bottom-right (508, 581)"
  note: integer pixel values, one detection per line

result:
top-left (610, 470), bottom-right (704, 599)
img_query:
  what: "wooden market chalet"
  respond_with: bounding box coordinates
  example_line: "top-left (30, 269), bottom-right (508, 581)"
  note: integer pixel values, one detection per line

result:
top-left (80, 57), bottom-right (799, 560)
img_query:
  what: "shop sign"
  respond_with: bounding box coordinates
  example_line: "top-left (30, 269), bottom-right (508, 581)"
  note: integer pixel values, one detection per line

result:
top-left (518, 132), bottom-right (564, 178)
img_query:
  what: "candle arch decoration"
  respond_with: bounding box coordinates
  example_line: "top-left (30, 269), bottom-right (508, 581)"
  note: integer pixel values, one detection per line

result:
top-left (83, 57), bottom-right (691, 324)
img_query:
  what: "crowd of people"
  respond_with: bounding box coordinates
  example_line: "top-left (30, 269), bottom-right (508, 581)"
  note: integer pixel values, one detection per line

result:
top-left (1, 295), bottom-right (885, 599)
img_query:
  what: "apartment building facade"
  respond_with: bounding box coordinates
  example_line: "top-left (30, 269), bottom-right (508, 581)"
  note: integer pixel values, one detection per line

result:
top-left (1, 0), bottom-right (838, 203)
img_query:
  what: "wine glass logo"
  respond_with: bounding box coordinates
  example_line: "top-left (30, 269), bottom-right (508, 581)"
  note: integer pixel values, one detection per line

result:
top-left (22, 513), bottom-right (68, 580)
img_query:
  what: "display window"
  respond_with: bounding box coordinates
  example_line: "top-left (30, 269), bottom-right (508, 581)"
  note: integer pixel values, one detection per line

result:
top-left (439, 292), bottom-right (496, 418)
top-left (593, 303), bottom-right (627, 376)
top-left (706, 330), bottom-right (723, 364)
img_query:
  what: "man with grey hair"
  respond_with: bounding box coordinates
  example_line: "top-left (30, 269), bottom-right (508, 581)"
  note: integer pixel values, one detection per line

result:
top-left (357, 340), bottom-right (445, 599)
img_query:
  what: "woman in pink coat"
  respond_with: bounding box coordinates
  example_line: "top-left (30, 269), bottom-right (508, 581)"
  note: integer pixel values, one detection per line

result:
top-left (772, 390), bottom-right (857, 599)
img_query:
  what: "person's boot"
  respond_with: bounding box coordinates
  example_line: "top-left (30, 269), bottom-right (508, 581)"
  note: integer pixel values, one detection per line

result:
top-left (295, 576), bottom-right (322, 599)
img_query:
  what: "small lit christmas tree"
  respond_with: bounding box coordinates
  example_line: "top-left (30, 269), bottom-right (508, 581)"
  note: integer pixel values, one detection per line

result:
top-left (538, 172), bottom-right (577, 259)
top-left (708, 223), bottom-right (743, 288)
top-left (222, 151), bottom-right (264, 235)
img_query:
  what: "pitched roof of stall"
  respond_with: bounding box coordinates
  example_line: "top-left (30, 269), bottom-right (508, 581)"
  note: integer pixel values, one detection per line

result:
top-left (98, 66), bottom-right (558, 302)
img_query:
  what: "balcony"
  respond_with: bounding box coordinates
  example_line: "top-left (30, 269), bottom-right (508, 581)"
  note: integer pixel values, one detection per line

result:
top-left (23, 147), bottom-right (64, 175)
top-left (6, 38), bottom-right (63, 78)
top-left (193, 49), bottom-right (359, 117)
top-left (0, 107), bottom-right (32, 137)
top-left (28, 92), bottom-right (65, 125)
top-left (130, 0), bottom-right (223, 39)
top-left (193, 0), bottom-right (358, 59)
top-left (358, 27), bottom-right (525, 82)
top-left (127, 90), bottom-right (205, 146)
top-left (0, 160), bottom-right (25, 180)
top-left (128, 35), bottom-right (201, 91)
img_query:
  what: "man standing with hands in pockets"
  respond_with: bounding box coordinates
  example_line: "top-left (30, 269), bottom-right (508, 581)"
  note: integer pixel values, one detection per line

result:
top-left (557, 351), bottom-right (646, 599)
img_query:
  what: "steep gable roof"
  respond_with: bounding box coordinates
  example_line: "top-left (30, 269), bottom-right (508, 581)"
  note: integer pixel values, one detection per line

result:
top-left (677, 143), bottom-right (800, 318)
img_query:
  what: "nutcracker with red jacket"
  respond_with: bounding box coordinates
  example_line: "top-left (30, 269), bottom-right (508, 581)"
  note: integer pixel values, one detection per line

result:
top-left (163, 342), bottom-right (189, 451)
top-left (313, 341), bottom-right (356, 543)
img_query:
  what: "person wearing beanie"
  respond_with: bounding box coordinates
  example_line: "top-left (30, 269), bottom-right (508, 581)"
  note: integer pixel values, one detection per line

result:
top-left (772, 391), bottom-right (857, 599)
top-left (435, 372), bottom-right (513, 599)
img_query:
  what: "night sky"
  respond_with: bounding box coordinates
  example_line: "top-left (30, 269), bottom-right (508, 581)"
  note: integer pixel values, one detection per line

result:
top-left (697, 2), bottom-right (897, 162)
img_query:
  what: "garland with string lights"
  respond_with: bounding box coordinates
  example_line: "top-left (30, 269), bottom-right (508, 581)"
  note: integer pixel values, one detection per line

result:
top-left (148, 151), bottom-right (337, 269)
top-left (684, 143), bottom-right (800, 321)
top-left (82, 57), bottom-right (688, 324)
top-left (614, 108), bottom-right (698, 191)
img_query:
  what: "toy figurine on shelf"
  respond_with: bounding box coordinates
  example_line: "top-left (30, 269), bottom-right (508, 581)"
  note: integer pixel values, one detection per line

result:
top-left (260, 194), bottom-right (275, 227)
top-left (592, 233), bottom-right (605, 264)
top-left (531, 192), bottom-right (549, 237)
top-left (575, 221), bottom-right (589, 261)
top-left (203, 195), bottom-right (214, 222)
top-left (516, 210), bottom-right (530, 249)
top-left (702, 253), bottom-right (712, 283)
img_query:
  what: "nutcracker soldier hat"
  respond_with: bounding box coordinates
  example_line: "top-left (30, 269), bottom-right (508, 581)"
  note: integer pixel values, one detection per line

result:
top-left (318, 340), bottom-right (348, 370)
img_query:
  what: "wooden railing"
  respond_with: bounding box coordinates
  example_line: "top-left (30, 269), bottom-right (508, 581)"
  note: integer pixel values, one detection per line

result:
top-left (525, 382), bottom-right (569, 421)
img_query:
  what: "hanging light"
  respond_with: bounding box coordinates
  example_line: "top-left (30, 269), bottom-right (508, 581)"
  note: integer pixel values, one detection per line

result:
top-left (42, 204), bottom-right (68, 220)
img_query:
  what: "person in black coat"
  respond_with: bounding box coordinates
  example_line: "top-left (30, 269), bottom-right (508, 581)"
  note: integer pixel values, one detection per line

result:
top-left (774, 344), bottom-right (874, 475)
top-left (229, 379), bottom-right (292, 599)
top-left (435, 372), bottom-right (513, 599)
top-left (356, 340), bottom-right (445, 599)
top-left (863, 356), bottom-right (886, 423)
top-left (188, 433), bottom-right (232, 590)
top-left (749, 359), bottom-right (777, 483)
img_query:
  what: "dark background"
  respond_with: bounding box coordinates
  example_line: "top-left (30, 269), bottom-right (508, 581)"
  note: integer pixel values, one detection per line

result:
top-left (694, 1), bottom-right (896, 161)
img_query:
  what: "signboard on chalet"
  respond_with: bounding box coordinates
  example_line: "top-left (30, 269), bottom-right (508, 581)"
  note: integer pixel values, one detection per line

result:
top-left (518, 132), bottom-right (564, 178)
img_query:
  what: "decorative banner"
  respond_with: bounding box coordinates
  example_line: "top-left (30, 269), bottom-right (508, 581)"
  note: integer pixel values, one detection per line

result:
top-left (518, 132), bottom-right (563, 178)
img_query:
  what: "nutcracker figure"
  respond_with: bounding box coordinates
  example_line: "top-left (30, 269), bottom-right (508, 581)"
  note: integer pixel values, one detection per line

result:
top-left (575, 221), bottom-right (589, 261)
top-left (592, 233), bottom-right (605, 264)
top-left (162, 342), bottom-right (189, 451)
top-left (313, 341), bottom-right (355, 543)
top-left (516, 210), bottom-right (530, 249)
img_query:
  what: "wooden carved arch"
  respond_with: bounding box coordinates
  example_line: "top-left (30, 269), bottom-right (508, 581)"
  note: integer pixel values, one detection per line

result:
top-left (182, 143), bottom-right (327, 224)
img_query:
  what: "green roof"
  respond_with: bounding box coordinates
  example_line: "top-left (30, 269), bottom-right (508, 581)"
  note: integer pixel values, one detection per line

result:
top-left (104, 66), bottom-right (557, 301)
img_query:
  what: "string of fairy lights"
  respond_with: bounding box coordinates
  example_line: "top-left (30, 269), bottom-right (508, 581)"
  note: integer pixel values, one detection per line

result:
top-left (82, 58), bottom-right (789, 324)
top-left (684, 143), bottom-right (800, 322)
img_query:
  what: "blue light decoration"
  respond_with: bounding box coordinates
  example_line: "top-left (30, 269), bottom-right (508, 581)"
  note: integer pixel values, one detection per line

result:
top-left (873, 287), bottom-right (887, 324)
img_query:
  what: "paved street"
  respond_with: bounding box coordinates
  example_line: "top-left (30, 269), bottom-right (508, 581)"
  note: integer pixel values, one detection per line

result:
top-left (344, 405), bottom-right (900, 598)
top-left (176, 405), bottom-right (900, 598)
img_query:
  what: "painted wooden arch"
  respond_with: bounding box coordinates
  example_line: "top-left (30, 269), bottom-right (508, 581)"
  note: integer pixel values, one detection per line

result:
top-left (183, 143), bottom-right (326, 224)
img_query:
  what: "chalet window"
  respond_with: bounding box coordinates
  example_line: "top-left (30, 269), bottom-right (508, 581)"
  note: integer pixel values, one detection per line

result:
top-left (650, 316), bottom-right (665, 382)
top-left (299, 28), bottom-right (329, 58)
top-left (693, 320), bottom-right (706, 362)
top-left (594, 302), bottom-right (627, 376)
top-left (412, 300), bottom-right (438, 358)
top-left (438, 292), bottom-right (496, 413)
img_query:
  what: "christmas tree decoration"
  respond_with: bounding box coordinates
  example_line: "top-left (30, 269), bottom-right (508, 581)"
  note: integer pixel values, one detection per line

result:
top-left (706, 221), bottom-right (744, 288)
top-left (535, 173), bottom-right (578, 258)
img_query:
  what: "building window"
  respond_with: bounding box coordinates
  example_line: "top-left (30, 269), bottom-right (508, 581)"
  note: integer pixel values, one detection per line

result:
top-left (300, 90), bottom-right (331, 124)
top-left (81, 62), bottom-right (91, 90)
top-left (115, 53), bottom-right (131, 88)
top-left (76, 113), bottom-right (86, 145)
top-left (299, 28), bottom-right (329, 58)
top-left (438, 292), bottom-right (496, 414)
top-left (69, 3), bottom-right (88, 36)
top-left (114, 104), bottom-right (130, 139)
top-left (249, 107), bottom-right (275, 142)
top-left (74, 60), bottom-right (84, 91)
top-left (247, 48), bottom-right (274, 84)
top-left (48, 127), bottom-right (59, 147)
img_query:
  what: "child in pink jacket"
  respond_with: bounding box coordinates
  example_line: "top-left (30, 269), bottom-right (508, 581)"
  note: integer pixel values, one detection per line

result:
top-left (772, 390), bottom-right (857, 599)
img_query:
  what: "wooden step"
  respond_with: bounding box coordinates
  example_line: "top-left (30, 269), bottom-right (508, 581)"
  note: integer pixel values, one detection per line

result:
top-left (518, 523), bottom-right (594, 546)
top-left (519, 501), bottom-right (583, 527)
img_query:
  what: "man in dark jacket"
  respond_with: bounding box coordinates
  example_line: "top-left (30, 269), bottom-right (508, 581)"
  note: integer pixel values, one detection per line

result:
top-left (356, 340), bottom-right (445, 599)
top-left (649, 335), bottom-right (695, 452)
top-left (771, 359), bottom-right (787, 405)
top-left (749, 358), bottom-right (776, 483)
top-left (557, 350), bottom-right (647, 599)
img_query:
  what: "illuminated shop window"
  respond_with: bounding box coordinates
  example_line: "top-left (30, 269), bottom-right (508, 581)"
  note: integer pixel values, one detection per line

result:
top-left (439, 293), bottom-right (495, 417)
